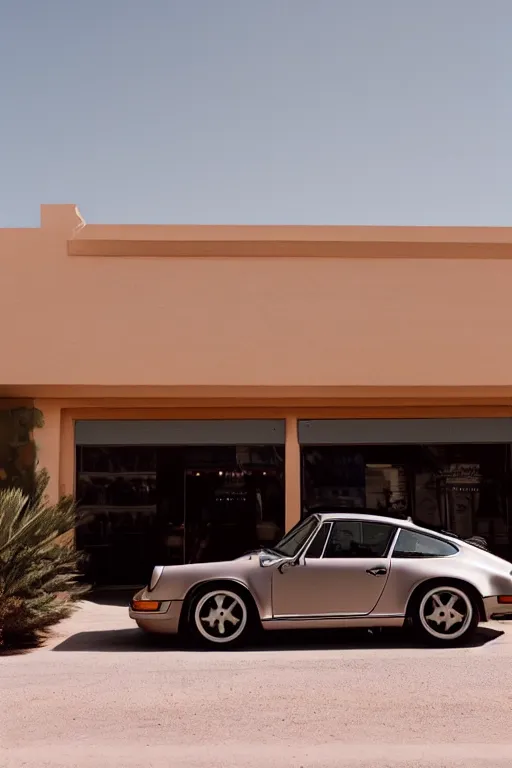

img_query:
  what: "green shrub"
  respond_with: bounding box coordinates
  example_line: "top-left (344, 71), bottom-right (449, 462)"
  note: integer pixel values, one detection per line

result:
top-left (0, 470), bottom-right (88, 649)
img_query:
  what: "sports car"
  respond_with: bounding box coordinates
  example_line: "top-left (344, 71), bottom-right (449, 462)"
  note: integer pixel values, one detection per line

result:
top-left (129, 512), bottom-right (512, 647)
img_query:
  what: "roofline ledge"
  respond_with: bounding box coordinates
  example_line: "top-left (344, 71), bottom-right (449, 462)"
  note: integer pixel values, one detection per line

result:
top-left (34, 206), bottom-right (512, 259)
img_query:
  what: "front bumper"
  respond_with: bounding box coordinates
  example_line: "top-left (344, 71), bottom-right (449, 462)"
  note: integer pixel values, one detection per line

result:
top-left (129, 589), bottom-right (183, 635)
top-left (483, 596), bottom-right (512, 621)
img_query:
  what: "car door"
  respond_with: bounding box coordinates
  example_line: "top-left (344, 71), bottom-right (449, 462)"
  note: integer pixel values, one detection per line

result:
top-left (271, 520), bottom-right (396, 618)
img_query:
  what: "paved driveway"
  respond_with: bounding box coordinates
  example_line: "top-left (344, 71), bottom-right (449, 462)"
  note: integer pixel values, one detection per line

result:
top-left (2, 599), bottom-right (512, 767)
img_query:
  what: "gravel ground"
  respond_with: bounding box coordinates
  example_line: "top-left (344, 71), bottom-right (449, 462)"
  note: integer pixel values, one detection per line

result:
top-left (1, 599), bottom-right (512, 767)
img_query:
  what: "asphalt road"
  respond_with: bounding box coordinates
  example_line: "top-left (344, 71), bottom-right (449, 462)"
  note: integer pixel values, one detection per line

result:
top-left (2, 599), bottom-right (512, 768)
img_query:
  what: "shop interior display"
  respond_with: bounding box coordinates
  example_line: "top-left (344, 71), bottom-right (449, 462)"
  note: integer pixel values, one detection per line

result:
top-left (75, 442), bottom-right (512, 586)
top-left (75, 445), bottom-right (285, 586)
top-left (302, 443), bottom-right (511, 559)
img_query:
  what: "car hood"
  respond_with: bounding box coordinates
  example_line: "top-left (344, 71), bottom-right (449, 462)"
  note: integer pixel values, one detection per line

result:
top-left (174, 551), bottom-right (261, 571)
top-left (145, 552), bottom-right (266, 601)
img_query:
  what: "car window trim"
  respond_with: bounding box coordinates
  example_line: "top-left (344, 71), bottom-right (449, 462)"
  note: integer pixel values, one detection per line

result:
top-left (389, 527), bottom-right (460, 559)
top-left (304, 521), bottom-right (333, 559)
top-left (290, 515), bottom-right (323, 561)
top-left (319, 523), bottom-right (333, 558)
top-left (321, 519), bottom-right (399, 559)
top-left (387, 526), bottom-right (401, 558)
top-left (274, 514), bottom-right (322, 559)
top-left (277, 514), bottom-right (318, 550)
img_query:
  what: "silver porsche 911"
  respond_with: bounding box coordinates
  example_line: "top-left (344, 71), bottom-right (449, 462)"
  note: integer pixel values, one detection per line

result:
top-left (129, 512), bottom-right (512, 647)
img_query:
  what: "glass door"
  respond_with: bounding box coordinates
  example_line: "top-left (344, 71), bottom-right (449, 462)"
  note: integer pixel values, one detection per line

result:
top-left (184, 468), bottom-right (254, 563)
top-left (183, 460), bottom-right (285, 564)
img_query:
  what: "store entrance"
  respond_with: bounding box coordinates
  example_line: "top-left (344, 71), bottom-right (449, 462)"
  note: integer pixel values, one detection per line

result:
top-left (184, 467), bottom-right (282, 563)
top-left (75, 444), bottom-right (285, 587)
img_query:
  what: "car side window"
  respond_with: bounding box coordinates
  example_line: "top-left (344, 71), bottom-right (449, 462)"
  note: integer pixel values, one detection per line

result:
top-left (305, 523), bottom-right (331, 558)
top-left (392, 529), bottom-right (458, 558)
top-left (323, 522), bottom-right (395, 559)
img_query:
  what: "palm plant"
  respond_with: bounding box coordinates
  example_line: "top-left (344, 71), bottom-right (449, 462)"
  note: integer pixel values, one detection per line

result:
top-left (0, 470), bottom-right (88, 649)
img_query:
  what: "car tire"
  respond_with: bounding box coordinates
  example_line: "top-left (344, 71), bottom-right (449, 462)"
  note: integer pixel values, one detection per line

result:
top-left (188, 584), bottom-right (257, 649)
top-left (408, 583), bottom-right (479, 647)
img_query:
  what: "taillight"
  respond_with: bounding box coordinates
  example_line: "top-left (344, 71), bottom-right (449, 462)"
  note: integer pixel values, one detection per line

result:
top-left (497, 596), bottom-right (512, 604)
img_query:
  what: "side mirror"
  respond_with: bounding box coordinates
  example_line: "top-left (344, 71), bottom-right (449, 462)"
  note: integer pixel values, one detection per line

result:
top-left (278, 557), bottom-right (302, 574)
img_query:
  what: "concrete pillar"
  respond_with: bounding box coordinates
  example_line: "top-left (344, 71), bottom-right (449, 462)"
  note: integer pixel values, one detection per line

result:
top-left (285, 415), bottom-right (301, 531)
top-left (33, 400), bottom-right (61, 504)
top-left (59, 410), bottom-right (75, 498)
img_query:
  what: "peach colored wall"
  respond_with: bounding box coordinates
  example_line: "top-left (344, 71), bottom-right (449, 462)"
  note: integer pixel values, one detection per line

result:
top-left (3, 205), bottom-right (512, 389)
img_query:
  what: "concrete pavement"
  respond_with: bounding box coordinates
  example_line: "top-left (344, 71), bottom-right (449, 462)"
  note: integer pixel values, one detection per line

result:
top-left (2, 599), bottom-right (512, 767)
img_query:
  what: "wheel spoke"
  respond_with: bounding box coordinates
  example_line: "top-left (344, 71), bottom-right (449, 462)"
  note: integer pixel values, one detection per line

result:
top-left (214, 594), bottom-right (226, 609)
top-left (432, 593), bottom-right (443, 608)
top-left (444, 609), bottom-right (464, 630)
top-left (201, 607), bottom-right (219, 628)
top-left (446, 595), bottom-right (458, 610)
top-left (223, 607), bottom-right (240, 626)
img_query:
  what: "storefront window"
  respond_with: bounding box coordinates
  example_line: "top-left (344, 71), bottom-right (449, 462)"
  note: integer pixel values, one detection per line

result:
top-left (301, 443), bottom-right (511, 559)
top-left (75, 446), bottom-right (158, 585)
top-left (75, 444), bottom-right (285, 585)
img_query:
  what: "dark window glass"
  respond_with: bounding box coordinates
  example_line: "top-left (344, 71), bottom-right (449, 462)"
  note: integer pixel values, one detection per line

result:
top-left (300, 442), bottom-right (512, 561)
top-left (305, 523), bottom-right (330, 558)
top-left (392, 529), bottom-right (458, 559)
top-left (323, 522), bottom-right (395, 559)
top-left (274, 516), bottom-right (318, 558)
top-left (80, 446), bottom-right (157, 473)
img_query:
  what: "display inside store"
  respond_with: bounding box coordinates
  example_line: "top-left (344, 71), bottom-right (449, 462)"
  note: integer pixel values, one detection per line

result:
top-left (301, 443), bottom-right (510, 558)
top-left (75, 444), bottom-right (285, 586)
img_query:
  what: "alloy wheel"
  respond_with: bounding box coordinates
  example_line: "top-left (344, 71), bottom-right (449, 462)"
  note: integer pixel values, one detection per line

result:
top-left (418, 586), bottom-right (473, 641)
top-left (194, 589), bottom-right (248, 645)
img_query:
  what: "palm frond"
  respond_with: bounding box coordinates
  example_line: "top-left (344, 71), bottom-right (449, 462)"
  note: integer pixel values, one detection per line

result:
top-left (0, 471), bottom-right (89, 649)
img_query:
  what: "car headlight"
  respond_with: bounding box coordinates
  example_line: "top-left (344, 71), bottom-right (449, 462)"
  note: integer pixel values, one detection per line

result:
top-left (148, 565), bottom-right (164, 592)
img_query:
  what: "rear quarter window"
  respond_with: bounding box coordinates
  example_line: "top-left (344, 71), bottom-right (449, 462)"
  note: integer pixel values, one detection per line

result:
top-left (392, 529), bottom-right (459, 559)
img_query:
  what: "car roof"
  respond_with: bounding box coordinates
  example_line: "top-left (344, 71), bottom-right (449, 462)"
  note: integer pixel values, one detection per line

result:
top-left (309, 511), bottom-right (501, 561)
top-left (315, 511), bottom-right (443, 536)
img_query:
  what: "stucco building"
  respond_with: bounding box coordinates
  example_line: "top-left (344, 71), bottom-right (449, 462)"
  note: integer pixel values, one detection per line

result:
top-left (2, 204), bottom-right (512, 585)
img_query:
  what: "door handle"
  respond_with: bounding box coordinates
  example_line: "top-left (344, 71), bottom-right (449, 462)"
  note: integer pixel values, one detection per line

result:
top-left (366, 567), bottom-right (387, 576)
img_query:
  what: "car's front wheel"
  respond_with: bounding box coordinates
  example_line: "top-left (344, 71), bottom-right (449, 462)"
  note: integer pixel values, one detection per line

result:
top-left (189, 586), bottom-right (254, 648)
top-left (409, 583), bottom-right (479, 646)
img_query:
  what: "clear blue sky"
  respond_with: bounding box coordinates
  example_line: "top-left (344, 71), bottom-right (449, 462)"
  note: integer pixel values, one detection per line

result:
top-left (0, 0), bottom-right (511, 226)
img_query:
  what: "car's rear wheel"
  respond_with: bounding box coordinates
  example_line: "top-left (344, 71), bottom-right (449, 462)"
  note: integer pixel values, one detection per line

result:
top-left (409, 584), bottom-right (479, 646)
top-left (189, 586), bottom-right (254, 648)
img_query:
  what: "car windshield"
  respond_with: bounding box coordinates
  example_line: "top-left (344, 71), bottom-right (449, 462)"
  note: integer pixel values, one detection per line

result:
top-left (272, 516), bottom-right (319, 558)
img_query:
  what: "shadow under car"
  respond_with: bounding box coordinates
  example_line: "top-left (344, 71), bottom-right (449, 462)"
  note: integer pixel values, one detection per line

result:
top-left (51, 625), bottom-right (504, 653)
